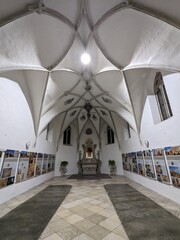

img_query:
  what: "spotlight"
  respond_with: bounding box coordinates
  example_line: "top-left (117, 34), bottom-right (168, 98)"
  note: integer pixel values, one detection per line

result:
top-left (81, 53), bottom-right (91, 65)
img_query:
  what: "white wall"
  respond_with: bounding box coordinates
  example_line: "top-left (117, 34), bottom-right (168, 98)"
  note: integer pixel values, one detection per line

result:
top-left (121, 73), bottom-right (180, 204)
top-left (55, 123), bottom-right (78, 176)
top-left (100, 122), bottom-right (123, 175)
top-left (141, 74), bottom-right (180, 149)
top-left (122, 73), bottom-right (180, 152)
top-left (0, 78), bottom-right (57, 154)
top-left (119, 73), bottom-right (180, 153)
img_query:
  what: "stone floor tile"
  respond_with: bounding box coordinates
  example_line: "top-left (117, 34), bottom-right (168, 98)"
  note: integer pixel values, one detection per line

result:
top-left (113, 225), bottom-right (129, 239)
top-left (77, 209), bottom-right (94, 218)
top-left (65, 214), bottom-right (84, 224)
top-left (72, 233), bottom-right (94, 240)
top-left (49, 214), bottom-right (61, 223)
top-left (62, 203), bottom-right (77, 209)
top-left (56, 209), bottom-right (73, 218)
top-left (98, 209), bottom-right (114, 218)
top-left (40, 226), bottom-right (55, 239)
top-left (79, 203), bottom-right (93, 209)
top-left (109, 214), bottom-right (120, 221)
top-left (74, 219), bottom-right (95, 232)
top-left (6, 199), bottom-right (20, 208)
top-left (89, 205), bottom-right (104, 213)
top-left (90, 199), bottom-right (102, 205)
top-left (0, 207), bottom-right (11, 216)
top-left (57, 225), bottom-right (82, 240)
top-left (43, 233), bottom-right (63, 240)
top-left (99, 218), bottom-right (120, 231)
top-left (69, 205), bottom-right (85, 213)
top-left (0, 203), bottom-right (8, 210)
top-left (49, 219), bottom-right (71, 232)
top-left (85, 225), bottom-right (110, 240)
top-left (99, 203), bottom-right (111, 208)
top-left (103, 232), bottom-right (126, 240)
top-left (86, 213), bottom-right (107, 224)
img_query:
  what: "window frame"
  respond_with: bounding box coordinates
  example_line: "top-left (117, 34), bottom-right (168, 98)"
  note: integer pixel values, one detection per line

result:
top-left (107, 126), bottom-right (115, 144)
top-left (154, 72), bottom-right (172, 121)
top-left (63, 126), bottom-right (71, 145)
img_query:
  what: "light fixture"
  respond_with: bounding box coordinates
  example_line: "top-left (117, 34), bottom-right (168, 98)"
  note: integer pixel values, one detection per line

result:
top-left (81, 53), bottom-right (91, 65)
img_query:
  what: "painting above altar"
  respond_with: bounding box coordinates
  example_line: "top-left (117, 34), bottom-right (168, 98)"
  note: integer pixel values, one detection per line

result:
top-left (86, 147), bottom-right (93, 159)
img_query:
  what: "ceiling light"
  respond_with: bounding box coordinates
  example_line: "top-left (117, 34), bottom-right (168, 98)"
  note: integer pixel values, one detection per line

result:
top-left (81, 53), bottom-right (91, 65)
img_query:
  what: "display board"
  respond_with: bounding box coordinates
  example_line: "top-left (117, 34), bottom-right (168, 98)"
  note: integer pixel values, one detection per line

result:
top-left (52, 155), bottom-right (55, 171)
top-left (18, 151), bottom-right (37, 182)
top-left (47, 154), bottom-right (53, 172)
top-left (122, 144), bottom-right (180, 189)
top-left (143, 150), bottom-right (155, 179)
top-left (127, 153), bottom-right (133, 172)
top-left (165, 146), bottom-right (180, 188)
top-left (137, 151), bottom-right (145, 176)
top-left (0, 147), bottom-right (55, 189)
top-left (152, 148), bottom-right (170, 183)
top-left (0, 149), bottom-right (19, 188)
top-left (131, 152), bottom-right (138, 173)
top-left (42, 154), bottom-right (48, 174)
top-left (36, 153), bottom-right (43, 176)
top-left (122, 154), bottom-right (129, 171)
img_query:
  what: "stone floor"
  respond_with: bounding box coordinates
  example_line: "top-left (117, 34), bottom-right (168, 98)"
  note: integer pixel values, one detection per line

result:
top-left (0, 176), bottom-right (180, 240)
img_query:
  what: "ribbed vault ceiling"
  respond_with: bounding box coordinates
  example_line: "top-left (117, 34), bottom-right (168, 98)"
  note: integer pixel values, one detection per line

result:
top-left (0, 0), bottom-right (180, 148)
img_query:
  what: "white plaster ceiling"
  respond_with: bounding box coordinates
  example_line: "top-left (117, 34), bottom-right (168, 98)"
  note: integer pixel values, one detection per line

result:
top-left (0, 0), bottom-right (180, 148)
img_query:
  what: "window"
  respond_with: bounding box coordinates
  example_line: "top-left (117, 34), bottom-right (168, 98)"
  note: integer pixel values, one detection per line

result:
top-left (63, 126), bottom-right (71, 145)
top-left (107, 126), bottom-right (114, 144)
top-left (127, 123), bottom-right (131, 138)
top-left (154, 72), bottom-right (172, 121)
top-left (46, 123), bottom-right (53, 143)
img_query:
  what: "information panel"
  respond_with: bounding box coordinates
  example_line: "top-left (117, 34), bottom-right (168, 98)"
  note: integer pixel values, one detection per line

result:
top-left (165, 146), bottom-right (180, 188)
top-left (152, 148), bottom-right (170, 183)
top-left (137, 151), bottom-right (145, 176)
top-left (143, 150), bottom-right (155, 179)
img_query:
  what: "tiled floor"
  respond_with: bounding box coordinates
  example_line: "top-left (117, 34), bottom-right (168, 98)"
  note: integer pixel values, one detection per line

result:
top-left (0, 176), bottom-right (180, 240)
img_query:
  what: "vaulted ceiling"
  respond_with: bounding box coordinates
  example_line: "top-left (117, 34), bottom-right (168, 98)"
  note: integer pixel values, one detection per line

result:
top-left (0, 0), bottom-right (180, 147)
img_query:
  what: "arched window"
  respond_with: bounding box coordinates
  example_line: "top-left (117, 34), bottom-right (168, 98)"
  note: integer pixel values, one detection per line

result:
top-left (107, 126), bottom-right (115, 144)
top-left (127, 123), bottom-right (131, 138)
top-left (63, 126), bottom-right (71, 145)
top-left (154, 72), bottom-right (172, 121)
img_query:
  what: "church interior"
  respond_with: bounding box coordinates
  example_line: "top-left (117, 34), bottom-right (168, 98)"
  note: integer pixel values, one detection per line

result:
top-left (0, 1), bottom-right (180, 239)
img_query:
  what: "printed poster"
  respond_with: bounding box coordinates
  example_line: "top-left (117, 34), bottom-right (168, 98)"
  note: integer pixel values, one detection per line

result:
top-left (131, 152), bottom-right (138, 174)
top-left (1, 149), bottom-right (19, 186)
top-left (47, 154), bottom-right (53, 172)
top-left (153, 148), bottom-right (170, 183)
top-left (165, 146), bottom-right (180, 188)
top-left (127, 153), bottom-right (133, 172)
top-left (19, 151), bottom-right (37, 180)
top-left (143, 150), bottom-right (155, 179)
top-left (52, 155), bottom-right (55, 171)
top-left (42, 154), bottom-right (48, 174)
top-left (36, 153), bottom-right (43, 176)
top-left (122, 154), bottom-right (129, 171)
top-left (137, 151), bottom-right (145, 176)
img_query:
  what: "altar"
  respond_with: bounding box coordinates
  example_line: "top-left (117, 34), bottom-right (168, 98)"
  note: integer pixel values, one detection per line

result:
top-left (77, 139), bottom-right (101, 175)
